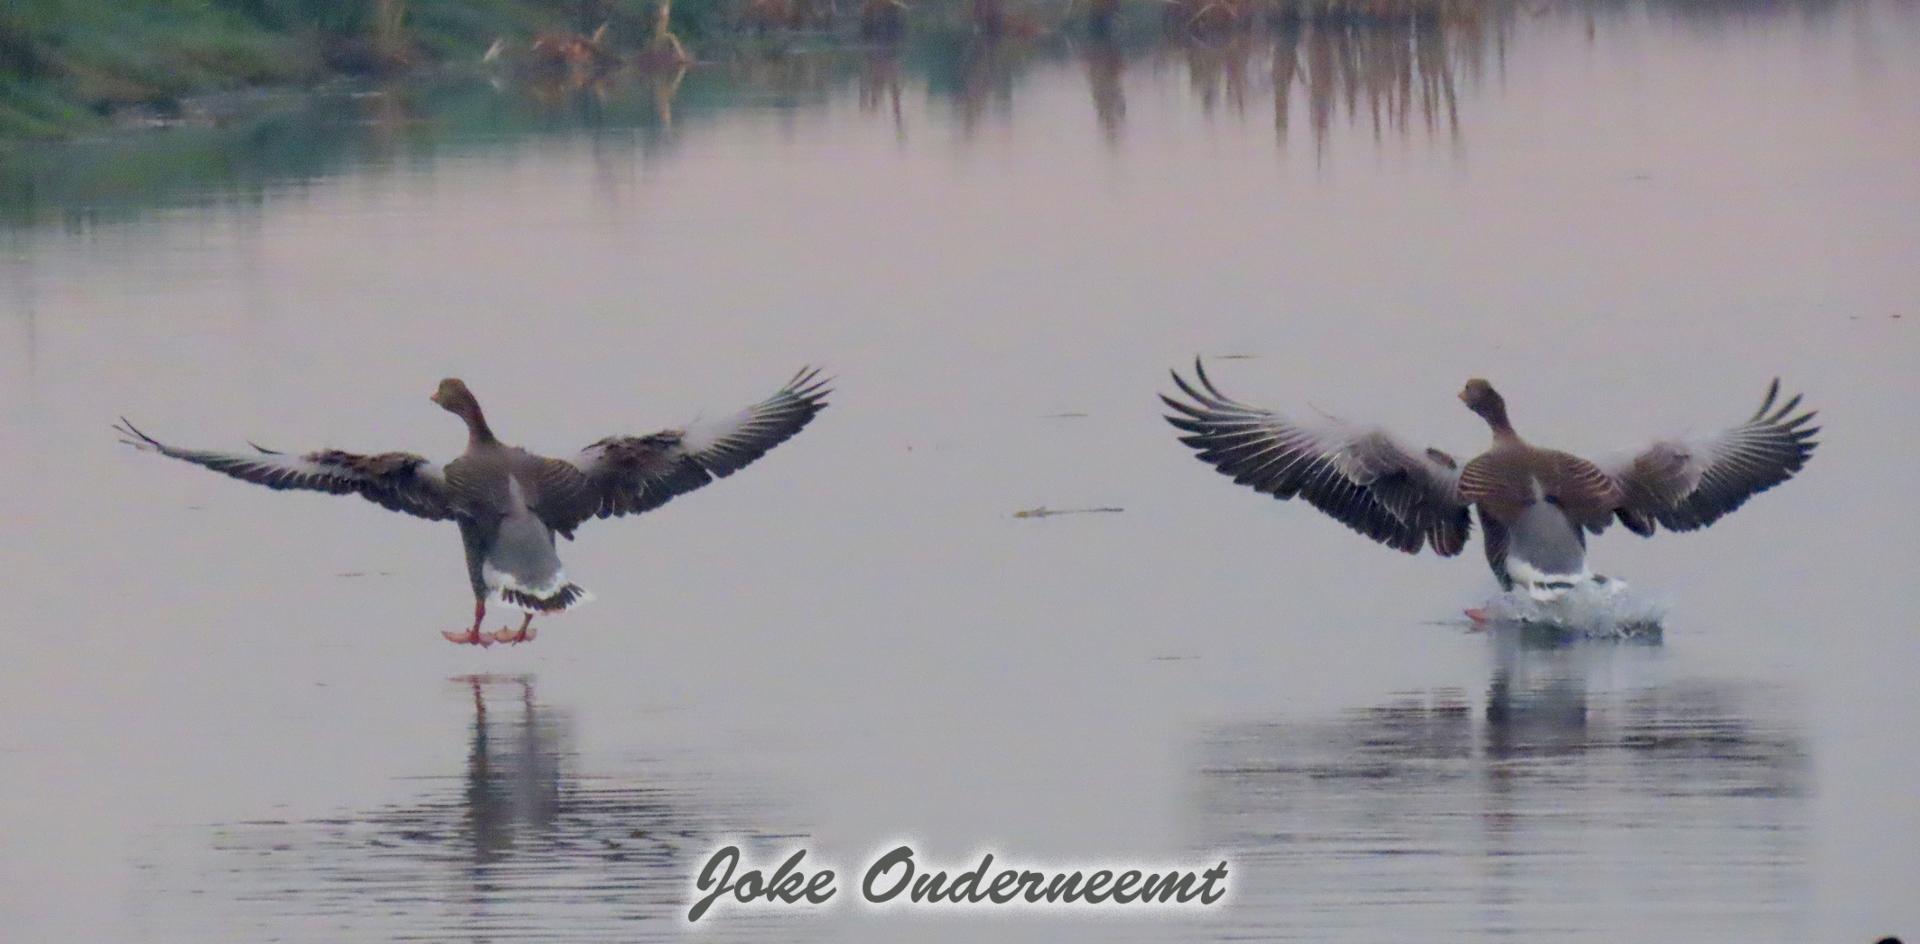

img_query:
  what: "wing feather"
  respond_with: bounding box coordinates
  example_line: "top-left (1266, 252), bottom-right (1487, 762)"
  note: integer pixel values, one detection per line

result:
top-left (1603, 379), bottom-right (1819, 534)
top-left (115, 418), bottom-right (455, 521)
top-left (1161, 359), bottom-right (1471, 556)
top-left (528, 368), bottom-right (830, 536)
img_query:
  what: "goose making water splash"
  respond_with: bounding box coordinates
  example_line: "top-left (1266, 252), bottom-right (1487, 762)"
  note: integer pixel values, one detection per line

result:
top-left (1162, 359), bottom-right (1817, 604)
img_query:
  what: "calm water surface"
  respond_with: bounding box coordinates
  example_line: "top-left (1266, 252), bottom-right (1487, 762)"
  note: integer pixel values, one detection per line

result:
top-left (2, 4), bottom-right (1916, 942)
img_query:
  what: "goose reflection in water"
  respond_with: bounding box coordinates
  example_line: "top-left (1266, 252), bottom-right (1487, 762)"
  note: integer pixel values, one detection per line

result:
top-left (1200, 644), bottom-right (1811, 943)
top-left (458, 675), bottom-right (563, 867)
top-left (199, 675), bottom-right (796, 942)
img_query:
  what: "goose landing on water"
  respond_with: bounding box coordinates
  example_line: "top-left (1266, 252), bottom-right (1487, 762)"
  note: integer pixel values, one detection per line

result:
top-left (118, 369), bottom-right (830, 647)
top-left (1162, 360), bottom-right (1818, 604)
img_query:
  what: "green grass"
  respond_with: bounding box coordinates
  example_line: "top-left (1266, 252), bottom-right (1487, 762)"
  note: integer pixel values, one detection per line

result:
top-left (2, 1), bottom-right (319, 136)
top-left (0, 0), bottom-right (681, 139)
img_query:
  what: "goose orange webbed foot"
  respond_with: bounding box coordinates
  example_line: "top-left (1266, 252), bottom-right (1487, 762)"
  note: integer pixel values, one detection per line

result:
top-left (491, 626), bottom-right (537, 645)
top-left (443, 628), bottom-right (494, 647)
top-left (492, 615), bottom-right (537, 645)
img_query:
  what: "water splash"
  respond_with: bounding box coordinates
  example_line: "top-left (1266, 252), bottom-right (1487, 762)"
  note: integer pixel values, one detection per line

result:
top-left (1468, 577), bottom-right (1668, 642)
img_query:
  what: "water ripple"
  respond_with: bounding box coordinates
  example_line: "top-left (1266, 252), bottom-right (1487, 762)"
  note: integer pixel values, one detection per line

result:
top-left (1198, 657), bottom-right (1810, 942)
top-left (157, 676), bottom-right (809, 943)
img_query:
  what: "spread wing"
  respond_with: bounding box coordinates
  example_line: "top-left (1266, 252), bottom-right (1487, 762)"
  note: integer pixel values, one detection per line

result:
top-left (526, 368), bottom-right (831, 537)
top-left (1161, 359), bottom-right (1471, 556)
top-left (116, 418), bottom-right (456, 521)
top-left (1603, 379), bottom-right (1819, 535)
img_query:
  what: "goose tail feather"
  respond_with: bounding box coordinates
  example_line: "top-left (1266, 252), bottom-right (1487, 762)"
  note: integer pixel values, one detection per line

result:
top-left (493, 581), bottom-right (594, 614)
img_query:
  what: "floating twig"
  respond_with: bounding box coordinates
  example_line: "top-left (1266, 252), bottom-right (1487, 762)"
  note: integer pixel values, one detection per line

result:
top-left (1012, 505), bottom-right (1124, 518)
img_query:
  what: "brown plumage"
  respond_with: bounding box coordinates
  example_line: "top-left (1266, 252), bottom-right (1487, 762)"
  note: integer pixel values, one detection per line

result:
top-left (1162, 359), bottom-right (1818, 598)
top-left (1455, 379), bottom-right (1621, 533)
top-left (119, 369), bottom-right (831, 645)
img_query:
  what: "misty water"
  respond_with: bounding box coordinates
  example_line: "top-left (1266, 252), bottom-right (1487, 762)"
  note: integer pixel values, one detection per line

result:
top-left (2, 3), bottom-right (1917, 941)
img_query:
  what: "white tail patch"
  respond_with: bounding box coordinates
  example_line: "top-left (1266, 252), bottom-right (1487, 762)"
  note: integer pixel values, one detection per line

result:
top-left (1506, 558), bottom-right (1594, 603)
top-left (483, 562), bottom-right (594, 614)
top-left (491, 581), bottom-right (594, 614)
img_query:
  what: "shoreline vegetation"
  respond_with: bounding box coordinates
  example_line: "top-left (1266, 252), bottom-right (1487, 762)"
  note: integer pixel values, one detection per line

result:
top-left (0, 21), bottom-right (1504, 226)
top-left (0, 0), bottom-right (1848, 226)
top-left (1, 0), bottom-right (1503, 141)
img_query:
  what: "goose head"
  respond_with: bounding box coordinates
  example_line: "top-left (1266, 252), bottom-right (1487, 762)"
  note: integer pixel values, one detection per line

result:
top-left (1459, 378), bottom-right (1516, 437)
top-left (431, 378), bottom-right (476, 414)
top-left (432, 378), bottom-right (496, 442)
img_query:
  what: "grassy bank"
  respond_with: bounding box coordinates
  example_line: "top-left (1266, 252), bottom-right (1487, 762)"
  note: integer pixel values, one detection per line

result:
top-left (2, 0), bottom-right (1509, 140)
top-left (0, 1), bottom-right (671, 138)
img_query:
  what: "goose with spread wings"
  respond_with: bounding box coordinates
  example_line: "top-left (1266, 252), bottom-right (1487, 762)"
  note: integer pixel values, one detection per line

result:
top-left (1161, 359), bottom-right (1817, 601)
top-left (118, 369), bottom-right (831, 645)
